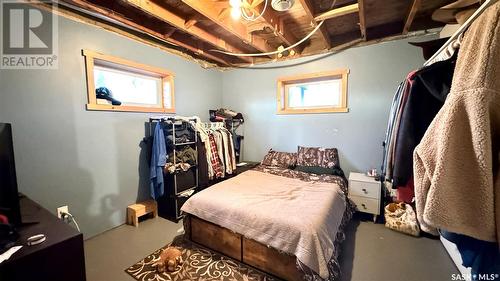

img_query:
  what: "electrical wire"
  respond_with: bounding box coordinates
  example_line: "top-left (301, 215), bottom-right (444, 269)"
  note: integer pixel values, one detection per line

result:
top-left (241, 0), bottom-right (268, 21)
top-left (211, 0), bottom-right (337, 57)
top-left (212, 21), bottom-right (325, 57)
top-left (62, 212), bottom-right (81, 232)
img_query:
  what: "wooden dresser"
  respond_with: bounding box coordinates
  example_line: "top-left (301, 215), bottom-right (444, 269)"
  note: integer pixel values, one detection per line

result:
top-left (0, 196), bottom-right (86, 281)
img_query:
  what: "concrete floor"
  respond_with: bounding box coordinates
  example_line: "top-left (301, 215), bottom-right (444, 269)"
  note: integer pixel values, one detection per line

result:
top-left (338, 215), bottom-right (458, 281)
top-left (84, 218), bottom-right (183, 281)
top-left (84, 215), bottom-right (458, 281)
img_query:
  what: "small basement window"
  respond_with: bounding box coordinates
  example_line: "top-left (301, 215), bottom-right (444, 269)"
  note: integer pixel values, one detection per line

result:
top-left (83, 50), bottom-right (175, 113)
top-left (277, 69), bottom-right (349, 114)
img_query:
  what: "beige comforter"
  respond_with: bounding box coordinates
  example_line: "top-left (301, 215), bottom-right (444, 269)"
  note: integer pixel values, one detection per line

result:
top-left (181, 170), bottom-right (347, 279)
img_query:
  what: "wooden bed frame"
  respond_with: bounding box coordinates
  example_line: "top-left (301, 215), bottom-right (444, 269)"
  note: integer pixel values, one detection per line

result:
top-left (185, 215), bottom-right (304, 281)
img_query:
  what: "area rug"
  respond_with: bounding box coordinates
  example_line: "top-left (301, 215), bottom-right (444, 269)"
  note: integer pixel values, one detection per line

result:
top-left (125, 236), bottom-right (279, 281)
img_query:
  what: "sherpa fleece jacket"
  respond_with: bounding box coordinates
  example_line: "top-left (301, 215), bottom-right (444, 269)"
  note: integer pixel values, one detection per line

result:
top-left (413, 2), bottom-right (500, 243)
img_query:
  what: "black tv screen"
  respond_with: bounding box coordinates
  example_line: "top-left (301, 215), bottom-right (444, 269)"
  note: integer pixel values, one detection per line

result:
top-left (0, 123), bottom-right (21, 226)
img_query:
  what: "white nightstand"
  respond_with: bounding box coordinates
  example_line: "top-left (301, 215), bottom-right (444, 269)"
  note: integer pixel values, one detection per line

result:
top-left (348, 172), bottom-right (381, 222)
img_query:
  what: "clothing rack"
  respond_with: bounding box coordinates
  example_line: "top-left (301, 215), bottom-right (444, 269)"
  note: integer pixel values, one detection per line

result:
top-left (148, 116), bottom-right (198, 135)
top-left (149, 116), bottom-right (197, 122)
top-left (200, 122), bottom-right (225, 130)
top-left (424, 0), bottom-right (497, 66)
top-left (148, 116), bottom-right (199, 221)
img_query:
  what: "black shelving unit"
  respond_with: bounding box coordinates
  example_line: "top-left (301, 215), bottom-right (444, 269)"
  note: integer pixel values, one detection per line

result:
top-left (149, 117), bottom-right (198, 222)
top-left (209, 110), bottom-right (244, 162)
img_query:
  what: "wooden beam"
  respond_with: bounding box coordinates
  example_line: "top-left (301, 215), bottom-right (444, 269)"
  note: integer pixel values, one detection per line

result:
top-left (297, 0), bottom-right (331, 49)
top-left (63, 0), bottom-right (232, 66)
top-left (182, 0), bottom-right (274, 54)
top-left (184, 18), bottom-right (198, 29)
top-left (124, 0), bottom-right (253, 63)
top-left (164, 28), bottom-right (176, 38)
top-left (251, 2), bottom-right (299, 48)
top-left (358, 0), bottom-right (367, 39)
top-left (403, 0), bottom-right (421, 34)
top-left (314, 3), bottom-right (359, 22)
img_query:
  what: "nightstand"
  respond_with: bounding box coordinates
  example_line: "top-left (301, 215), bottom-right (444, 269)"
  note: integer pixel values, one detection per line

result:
top-left (348, 172), bottom-right (381, 222)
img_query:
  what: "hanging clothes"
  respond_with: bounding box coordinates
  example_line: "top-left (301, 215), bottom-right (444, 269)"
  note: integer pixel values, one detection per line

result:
top-left (213, 131), bottom-right (226, 177)
top-left (221, 128), bottom-right (236, 173)
top-left (149, 122), bottom-right (167, 199)
top-left (392, 57), bottom-right (456, 187)
top-left (382, 82), bottom-right (404, 178)
top-left (197, 133), bottom-right (209, 189)
top-left (208, 134), bottom-right (224, 178)
top-left (384, 77), bottom-right (413, 181)
top-left (441, 231), bottom-right (500, 277)
top-left (414, 2), bottom-right (500, 243)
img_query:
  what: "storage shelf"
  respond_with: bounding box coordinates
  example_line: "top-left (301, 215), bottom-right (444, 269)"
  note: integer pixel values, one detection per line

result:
top-left (172, 165), bottom-right (197, 174)
top-left (175, 141), bottom-right (196, 146)
top-left (176, 186), bottom-right (196, 197)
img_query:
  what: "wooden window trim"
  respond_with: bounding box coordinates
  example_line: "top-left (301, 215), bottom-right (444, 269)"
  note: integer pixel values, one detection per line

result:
top-left (82, 49), bottom-right (175, 113)
top-left (276, 69), bottom-right (349, 114)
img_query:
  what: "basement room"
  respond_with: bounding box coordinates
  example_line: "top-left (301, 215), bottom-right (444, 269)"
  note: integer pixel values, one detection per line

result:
top-left (0, 0), bottom-right (499, 280)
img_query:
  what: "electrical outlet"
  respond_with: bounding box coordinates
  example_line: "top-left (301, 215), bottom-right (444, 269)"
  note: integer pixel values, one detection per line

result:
top-left (57, 205), bottom-right (69, 219)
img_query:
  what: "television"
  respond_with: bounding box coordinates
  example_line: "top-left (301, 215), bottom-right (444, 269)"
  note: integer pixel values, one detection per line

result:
top-left (0, 123), bottom-right (21, 226)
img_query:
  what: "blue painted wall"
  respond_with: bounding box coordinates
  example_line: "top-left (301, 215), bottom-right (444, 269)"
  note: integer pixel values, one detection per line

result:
top-left (0, 13), bottom-right (222, 238)
top-left (221, 39), bottom-right (428, 175)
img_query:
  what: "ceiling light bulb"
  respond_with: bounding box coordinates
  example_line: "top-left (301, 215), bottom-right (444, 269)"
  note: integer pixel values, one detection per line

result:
top-left (231, 7), bottom-right (242, 19)
top-left (229, 0), bottom-right (241, 7)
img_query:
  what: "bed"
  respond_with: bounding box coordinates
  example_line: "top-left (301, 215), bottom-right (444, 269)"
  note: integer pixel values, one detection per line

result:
top-left (181, 164), bottom-right (354, 280)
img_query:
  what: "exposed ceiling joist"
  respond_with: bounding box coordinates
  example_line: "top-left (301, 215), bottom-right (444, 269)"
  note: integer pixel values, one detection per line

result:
top-left (184, 18), bottom-right (198, 29)
top-left (403, 0), bottom-right (421, 34)
top-left (297, 0), bottom-right (332, 49)
top-left (182, 0), bottom-right (275, 55)
top-left (252, 2), bottom-right (299, 48)
top-left (58, 0), bottom-right (451, 67)
top-left (164, 27), bottom-right (176, 38)
top-left (314, 3), bottom-right (359, 22)
top-left (358, 0), bottom-right (367, 39)
top-left (64, 0), bottom-right (232, 66)
top-left (124, 0), bottom-right (252, 63)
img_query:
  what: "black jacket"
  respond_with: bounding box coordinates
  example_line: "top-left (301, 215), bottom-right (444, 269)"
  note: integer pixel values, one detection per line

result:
top-left (392, 57), bottom-right (456, 187)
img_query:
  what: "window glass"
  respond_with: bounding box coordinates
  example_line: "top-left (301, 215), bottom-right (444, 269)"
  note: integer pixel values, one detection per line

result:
top-left (163, 82), bottom-right (172, 109)
top-left (94, 66), bottom-right (161, 107)
top-left (277, 69), bottom-right (349, 114)
top-left (287, 79), bottom-right (341, 108)
top-left (83, 49), bottom-right (175, 113)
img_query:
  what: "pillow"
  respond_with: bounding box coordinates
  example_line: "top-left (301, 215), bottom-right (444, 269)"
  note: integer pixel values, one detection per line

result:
top-left (297, 146), bottom-right (340, 169)
top-left (295, 165), bottom-right (346, 178)
top-left (261, 149), bottom-right (297, 168)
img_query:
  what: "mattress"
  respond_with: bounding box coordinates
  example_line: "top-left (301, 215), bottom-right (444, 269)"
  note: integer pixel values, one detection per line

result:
top-left (181, 167), bottom-right (349, 279)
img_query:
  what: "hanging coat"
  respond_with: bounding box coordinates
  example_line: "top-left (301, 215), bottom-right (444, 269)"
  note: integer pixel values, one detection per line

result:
top-left (392, 57), bottom-right (455, 187)
top-left (414, 2), bottom-right (500, 243)
top-left (150, 123), bottom-right (167, 199)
